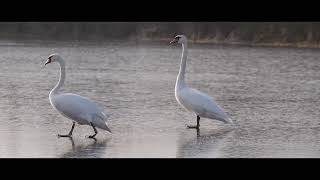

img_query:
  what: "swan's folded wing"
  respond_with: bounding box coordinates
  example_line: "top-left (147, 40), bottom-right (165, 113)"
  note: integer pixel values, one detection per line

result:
top-left (51, 93), bottom-right (106, 124)
top-left (179, 88), bottom-right (229, 121)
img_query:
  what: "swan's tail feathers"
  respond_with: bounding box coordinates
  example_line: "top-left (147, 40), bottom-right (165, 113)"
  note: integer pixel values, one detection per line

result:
top-left (101, 112), bottom-right (110, 120)
top-left (102, 123), bottom-right (112, 133)
top-left (97, 121), bottom-right (112, 133)
top-left (94, 114), bottom-right (112, 133)
top-left (224, 117), bottom-right (234, 124)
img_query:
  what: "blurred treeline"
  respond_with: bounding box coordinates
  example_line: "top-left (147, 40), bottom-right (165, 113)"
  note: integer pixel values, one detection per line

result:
top-left (0, 22), bottom-right (320, 47)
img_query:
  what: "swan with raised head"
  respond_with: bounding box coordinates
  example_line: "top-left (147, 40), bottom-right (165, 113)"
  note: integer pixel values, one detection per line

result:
top-left (44, 54), bottom-right (111, 138)
top-left (170, 35), bottom-right (233, 130)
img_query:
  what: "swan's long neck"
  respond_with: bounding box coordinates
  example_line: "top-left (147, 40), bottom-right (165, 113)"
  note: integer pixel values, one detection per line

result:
top-left (50, 58), bottom-right (66, 97)
top-left (176, 42), bottom-right (188, 90)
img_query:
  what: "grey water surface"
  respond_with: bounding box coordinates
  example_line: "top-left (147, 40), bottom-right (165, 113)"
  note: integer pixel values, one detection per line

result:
top-left (0, 40), bottom-right (320, 158)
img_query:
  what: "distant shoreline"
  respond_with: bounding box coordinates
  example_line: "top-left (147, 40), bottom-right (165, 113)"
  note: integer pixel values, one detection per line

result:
top-left (138, 38), bottom-right (320, 49)
top-left (2, 22), bottom-right (320, 49)
top-left (0, 35), bottom-right (319, 49)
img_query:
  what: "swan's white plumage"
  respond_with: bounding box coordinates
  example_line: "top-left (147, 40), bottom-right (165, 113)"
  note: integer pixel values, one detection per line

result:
top-left (46, 54), bottom-right (111, 133)
top-left (50, 93), bottom-right (110, 131)
top-left (173, 35), bottom-right (232, 124)
top-left (176, 87), bottom-right (230, 123)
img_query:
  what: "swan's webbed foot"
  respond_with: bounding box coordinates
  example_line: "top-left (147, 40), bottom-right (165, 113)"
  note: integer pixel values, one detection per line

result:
top-left (85, 135), bottom-right (97, 142)
top-left (58, 122), bottom-right (75, 138)
top-left (58, 134), bottom-right (72, 138)
top-left (88, 134), bottom-right (97, 139)
top-left (186, 125), bottom-right (199, 129)
top-left (86, 122), bottom-right (98, 139)
top-left (186, 115), bottom-right (201, 130)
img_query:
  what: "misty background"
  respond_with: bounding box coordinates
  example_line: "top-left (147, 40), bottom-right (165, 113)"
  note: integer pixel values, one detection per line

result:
top-left (1, 22), bottom-right (320, 48)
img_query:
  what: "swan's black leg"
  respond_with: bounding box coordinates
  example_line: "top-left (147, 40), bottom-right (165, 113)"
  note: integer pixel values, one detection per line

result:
top-left (88, 123), bottom-right (98, 139)
top-left (187, 115), bottom-right (200, 130)
top-left (58, 122), bottom-right (75, 137)
top-left (197, 115), bottom-right (200, 129)
top-left (197, 128), bottom-right (200, 136)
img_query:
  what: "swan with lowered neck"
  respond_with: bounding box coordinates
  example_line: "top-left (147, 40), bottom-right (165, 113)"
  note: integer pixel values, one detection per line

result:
top-left (45, 54), bottom-right (111, 138)
top-left (170, 35), bottom-right (233, 130)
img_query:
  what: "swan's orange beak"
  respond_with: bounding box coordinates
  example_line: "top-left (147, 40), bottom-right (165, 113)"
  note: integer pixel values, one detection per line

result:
top-left (45, 59), bottom-right (51, 66)
top-left (170, 38), bottom-right (178, 44)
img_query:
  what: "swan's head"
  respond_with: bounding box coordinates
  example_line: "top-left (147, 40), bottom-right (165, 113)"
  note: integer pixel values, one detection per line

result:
top-left (45, 54), bottom-right (62, 65)
top-left (170, 35), bottom-right (187, 44)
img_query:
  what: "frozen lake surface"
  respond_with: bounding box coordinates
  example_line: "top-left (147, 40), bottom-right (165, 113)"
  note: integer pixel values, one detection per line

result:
top-left (0, 40), bottom-right (320, 158)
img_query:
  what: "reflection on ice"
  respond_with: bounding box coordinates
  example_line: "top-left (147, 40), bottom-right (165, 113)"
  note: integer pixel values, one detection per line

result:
top-left (60, 137), bottom-right (109, 158)
top-left (176, 127), bottom-right (234, 158)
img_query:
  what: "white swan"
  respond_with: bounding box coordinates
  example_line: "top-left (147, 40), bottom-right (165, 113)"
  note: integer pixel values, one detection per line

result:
top-left (170, 35), bottom-right (233, 130)
top-left (45, 54), bottom-right (111, 138)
